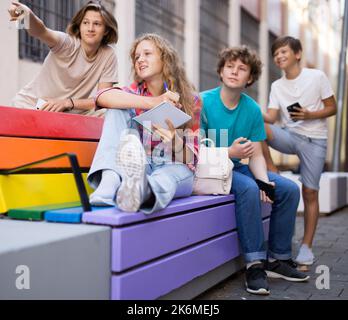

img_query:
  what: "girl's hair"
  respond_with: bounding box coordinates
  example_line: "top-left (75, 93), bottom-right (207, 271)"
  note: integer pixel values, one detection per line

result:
top-left (130, 33), bottom-right (196, 127)
top-left (67, 1), bottom-right (118, 46)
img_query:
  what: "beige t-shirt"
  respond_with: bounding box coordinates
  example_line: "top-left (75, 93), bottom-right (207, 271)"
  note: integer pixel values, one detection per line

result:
top-left (13, 31), bottom-right (118, 111)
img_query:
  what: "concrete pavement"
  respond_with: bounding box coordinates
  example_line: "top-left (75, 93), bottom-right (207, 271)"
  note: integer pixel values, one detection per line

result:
top-left (196, 207), bottom-right (348, 300)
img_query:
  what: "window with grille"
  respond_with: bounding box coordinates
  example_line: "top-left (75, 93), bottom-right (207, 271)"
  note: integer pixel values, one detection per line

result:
top-left (241, 8), bottom-right (260, 102)
top-left (135, 0), bottom-right (185, 60)
top-left (199, 0), bottom-right (229, 92)
top-left (19, 0), bottom-right (115, 63)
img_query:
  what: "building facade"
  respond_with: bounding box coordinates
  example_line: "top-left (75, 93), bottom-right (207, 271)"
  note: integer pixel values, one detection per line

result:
top-left (0, 0), bottom-right (345, 167)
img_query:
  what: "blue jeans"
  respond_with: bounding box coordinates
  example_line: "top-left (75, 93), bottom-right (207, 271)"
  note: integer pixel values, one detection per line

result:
top-left (88, 108), bottom-right (194, 214)
top-left (232, 163), bottom-right (300, 263)
top-left (142, 161), bottom-right (194, 214)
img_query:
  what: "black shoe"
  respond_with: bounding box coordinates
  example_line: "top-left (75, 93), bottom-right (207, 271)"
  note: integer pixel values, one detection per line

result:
top-left (266, 259), bottom-right (310, 282)
top-left (245, 263), bottom-right (270, 295)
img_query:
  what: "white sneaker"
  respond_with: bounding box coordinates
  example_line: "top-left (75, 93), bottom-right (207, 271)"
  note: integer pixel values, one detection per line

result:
top-left (116, 134), bottom-right (147, 212)
top-left (295, 244), bottom-right (315, 266)
top-left (89, 170), bottom-right (120, 207)
top-left (89, 194), bottom-right (116, 207)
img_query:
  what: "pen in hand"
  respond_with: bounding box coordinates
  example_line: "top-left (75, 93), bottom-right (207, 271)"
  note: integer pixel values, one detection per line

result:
top-left (163, 81), bottom-right (169, 92)
top-left (163, 81), bottom-right (181, 108)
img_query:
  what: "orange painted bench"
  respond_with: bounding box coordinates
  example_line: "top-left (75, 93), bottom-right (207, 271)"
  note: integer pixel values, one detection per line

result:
top-left (0, 106), bottom-right (103, 170)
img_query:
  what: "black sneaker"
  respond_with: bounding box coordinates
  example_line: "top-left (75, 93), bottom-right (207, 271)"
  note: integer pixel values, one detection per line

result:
top-left (266, 259), bottom-right (310, 282)
top-left (245, 263), bottom-right (270, 295)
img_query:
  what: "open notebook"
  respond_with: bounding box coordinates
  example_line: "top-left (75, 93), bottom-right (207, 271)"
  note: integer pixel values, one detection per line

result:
top-left (133, 101), bottom-right (192, 133)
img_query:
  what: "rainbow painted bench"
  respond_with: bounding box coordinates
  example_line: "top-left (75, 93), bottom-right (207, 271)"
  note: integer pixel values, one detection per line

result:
top-left (0, 106), bottom-right (271, 300)
top-left (0, 106), bottom-right (103, 215)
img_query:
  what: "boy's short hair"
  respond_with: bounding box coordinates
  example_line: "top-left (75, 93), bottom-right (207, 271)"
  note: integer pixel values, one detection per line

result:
top-left (217, 46), bottom-right (263, 87)
top-left (271, 36), bottom-right (302, 57)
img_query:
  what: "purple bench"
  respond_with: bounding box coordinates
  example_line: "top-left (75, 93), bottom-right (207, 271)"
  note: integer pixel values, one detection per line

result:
top-left (83, 195), bottom-right (271, 300)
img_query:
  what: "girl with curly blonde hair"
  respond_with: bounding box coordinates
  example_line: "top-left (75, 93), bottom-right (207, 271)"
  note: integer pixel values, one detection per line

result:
top-left (88, 33), bottom-right (201, 214)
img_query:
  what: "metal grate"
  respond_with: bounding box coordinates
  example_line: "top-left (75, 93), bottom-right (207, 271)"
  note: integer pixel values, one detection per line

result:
top-left (135, 0), bottom-right (185, 60)
top-left (199, 0), bottom-right (229, 91)
top-left (19, 0), bottom-right (115, 63)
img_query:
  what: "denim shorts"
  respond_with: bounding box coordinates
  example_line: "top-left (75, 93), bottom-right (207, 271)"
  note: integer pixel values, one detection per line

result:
top-left (268, 125), bottom-right (327, 190)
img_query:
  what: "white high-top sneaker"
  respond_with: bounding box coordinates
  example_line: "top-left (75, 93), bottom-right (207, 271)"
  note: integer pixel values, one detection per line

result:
top-left (89, 170), bottom-right (120, 207)
top-left (115, 134), bottom-right (148, 212)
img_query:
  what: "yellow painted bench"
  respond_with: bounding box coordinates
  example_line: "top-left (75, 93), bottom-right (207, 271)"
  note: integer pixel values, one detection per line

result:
top-left (0, 106), bottom-right (103, 214)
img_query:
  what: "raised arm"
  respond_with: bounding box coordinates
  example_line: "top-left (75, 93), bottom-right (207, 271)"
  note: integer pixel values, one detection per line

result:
top-left (8, 1), bottom-right (61, 48)
top-left (96, 88), bottom-right (180, 110)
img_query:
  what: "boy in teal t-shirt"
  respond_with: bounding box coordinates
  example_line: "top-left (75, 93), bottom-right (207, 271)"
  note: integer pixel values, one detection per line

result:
top-left (201, 87), bottom-right (266, 162)
top-left (200, 46), bottom-right (308, 296)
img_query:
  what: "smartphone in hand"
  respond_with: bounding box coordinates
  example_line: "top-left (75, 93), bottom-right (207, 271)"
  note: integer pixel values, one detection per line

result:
top-left (255, 179), bottom-right (275, 202)
top-left (35, 98), bottom-right (47, 110)
top-left (287, 102), bottom-right (302, 122)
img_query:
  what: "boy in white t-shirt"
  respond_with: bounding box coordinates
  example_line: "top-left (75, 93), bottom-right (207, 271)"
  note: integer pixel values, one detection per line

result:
top-left (263, 36), bottom-right (337, 267)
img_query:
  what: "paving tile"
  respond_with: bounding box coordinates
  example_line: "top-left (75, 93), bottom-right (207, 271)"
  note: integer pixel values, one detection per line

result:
top-left (197, 207), bottom-right (348, 300)
top-left (330, 274), bottom-right (348, 282)
top-left (338, 288), bottom-right (348, 299)
top-left (313, 284), bottom-right (346, 297)
top-left (314, 233), bottom-right (341, 241)
top-left (313, 259), bottom-right (338, 269)
top-left (313, 241), bottom-right (334, 248)
top-left (336, 257), bottom-right (348, 264)
top-left (331, 265), bottom-right (348, 274)
top-left (308, 294), bottom-right (342, 300)
top-left (285, 285), bottom-right (343, 298)
top-left (267, 280), bottom-right (292, 291)
top-left (270, 291), bottom-right (312, 300)
top-left (319, 252), bottom-right (342, 261)
top-left (317, 248), bottom-right (347, 255)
